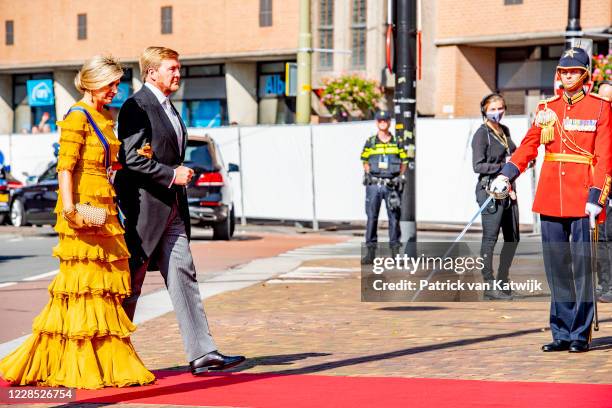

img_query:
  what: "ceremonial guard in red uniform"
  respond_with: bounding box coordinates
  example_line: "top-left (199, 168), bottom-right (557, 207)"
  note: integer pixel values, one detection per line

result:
top-left (491, 47), bottom-right (612, 353)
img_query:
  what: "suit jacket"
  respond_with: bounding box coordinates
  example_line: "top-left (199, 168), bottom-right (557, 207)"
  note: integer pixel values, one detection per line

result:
top-left (115, 85), bottom-right (190, 263)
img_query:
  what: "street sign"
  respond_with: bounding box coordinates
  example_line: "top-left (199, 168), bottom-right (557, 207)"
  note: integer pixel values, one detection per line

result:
top-left (26, 79), bottom-right (55, 107)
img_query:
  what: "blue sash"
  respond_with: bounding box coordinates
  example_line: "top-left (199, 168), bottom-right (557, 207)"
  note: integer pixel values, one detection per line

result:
top-left (64, 107), bottom-right (126, 227)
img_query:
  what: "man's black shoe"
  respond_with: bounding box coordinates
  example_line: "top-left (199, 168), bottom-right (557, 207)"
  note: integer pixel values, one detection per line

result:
top-left (541, 340), bottom-right (570, 352)
top-left (190, 351), bottom-right (246, 376)
top-left (568, 340), bottom-right (589, 353)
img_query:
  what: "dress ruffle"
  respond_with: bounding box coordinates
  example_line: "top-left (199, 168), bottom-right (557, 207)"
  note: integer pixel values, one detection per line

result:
top-left (52, 234), bottom-right (130, 262)
top-left (0, 334), bottom-right (155, 389)
top-left (33, 293), bottom-right (136, 339)
top-left (48, 260), bottom-right (131, 298)
top-left (0, 102), bottom-right (155, 389)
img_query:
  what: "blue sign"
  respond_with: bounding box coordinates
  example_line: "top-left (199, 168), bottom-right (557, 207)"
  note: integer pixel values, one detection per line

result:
top-left (108, 82), bottom-right (131, 108)
top-left (26, 79), bottom-right (55, 106)
top-left (258, 74), bottom-right (285, 97)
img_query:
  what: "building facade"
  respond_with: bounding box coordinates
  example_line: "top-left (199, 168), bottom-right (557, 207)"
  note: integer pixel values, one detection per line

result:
top-left (0, 0), bottom-right (610, 134)
top-left (0, 0), bottom-right (301, 133)
top-left (432, 0), bottom-right (611, 117)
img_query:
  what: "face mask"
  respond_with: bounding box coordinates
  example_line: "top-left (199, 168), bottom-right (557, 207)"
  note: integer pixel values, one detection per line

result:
top-left (486, 111), bottom-right (504, 123)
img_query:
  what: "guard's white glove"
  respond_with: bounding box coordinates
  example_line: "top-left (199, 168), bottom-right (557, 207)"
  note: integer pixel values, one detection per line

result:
top-left (490, 175), bottom-right (510, 194)
top-left (585, 203), bottom-right (603, 229)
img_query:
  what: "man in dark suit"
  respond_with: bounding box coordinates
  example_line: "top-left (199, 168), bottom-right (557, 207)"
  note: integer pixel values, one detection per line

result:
top-left (115, 46), bottom-right (245, 375)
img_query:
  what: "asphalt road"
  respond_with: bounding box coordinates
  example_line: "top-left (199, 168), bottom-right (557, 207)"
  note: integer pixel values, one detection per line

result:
top-left (0, 224), bottom-right (348, 343)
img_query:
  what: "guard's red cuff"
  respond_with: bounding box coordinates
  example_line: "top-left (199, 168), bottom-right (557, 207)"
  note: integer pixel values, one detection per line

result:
top-left (598, 175), bottom-right (612, 206)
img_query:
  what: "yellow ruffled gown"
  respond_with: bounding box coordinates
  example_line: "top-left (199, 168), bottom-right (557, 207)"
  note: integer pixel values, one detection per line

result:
top-left (0, 102), bottom-right (155, 389)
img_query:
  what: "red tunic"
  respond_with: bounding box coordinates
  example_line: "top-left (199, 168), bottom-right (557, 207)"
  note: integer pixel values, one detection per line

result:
top-left (502, 93), bottom-right (612, 218)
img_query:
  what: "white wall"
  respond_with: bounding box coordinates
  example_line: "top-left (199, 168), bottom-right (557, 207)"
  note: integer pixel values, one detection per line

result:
top-left (0, 116), bottom-right (540, 227)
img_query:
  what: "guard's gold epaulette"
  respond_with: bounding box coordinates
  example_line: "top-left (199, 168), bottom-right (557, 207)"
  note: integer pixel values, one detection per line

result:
top-left (590, 92), bottom-right (611, 102)
top-left (538, 95), bottom-right (560, 105)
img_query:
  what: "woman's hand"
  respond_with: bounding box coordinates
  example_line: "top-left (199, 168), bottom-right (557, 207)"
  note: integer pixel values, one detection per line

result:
top-left (62, 206), bottom-right (90, 229)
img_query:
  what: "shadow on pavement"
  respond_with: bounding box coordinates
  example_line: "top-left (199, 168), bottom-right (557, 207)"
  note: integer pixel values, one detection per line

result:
top-left (378, 305), bottom-right (448, 311)
top-left (0, 255), bottom-right (34, 263)
top-left (161, 352), bottom-right (333, 374)
top-left (590, 336), bottom-right (612, 351)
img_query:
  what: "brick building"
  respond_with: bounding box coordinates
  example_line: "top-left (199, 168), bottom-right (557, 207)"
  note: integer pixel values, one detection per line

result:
top-left (0, 0), bottom-right (610, 134)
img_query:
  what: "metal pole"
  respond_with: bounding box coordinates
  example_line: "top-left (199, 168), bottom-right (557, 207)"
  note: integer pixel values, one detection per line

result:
top-left (565, 0), bottom-right (581, 36)
top-left (309, 124), bottom-right (319, 231)
top-left (237, 126), bottom-right (247, 226)
top-left (296, 0), bottom-right (312, 124)
top-left (395, 0), bottom-right (418, 248)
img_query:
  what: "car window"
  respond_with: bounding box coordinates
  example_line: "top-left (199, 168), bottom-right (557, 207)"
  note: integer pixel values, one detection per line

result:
top-left (39, 164), bottom-right (57, 182)
top-left (185, 144), bottom-right (214, 171)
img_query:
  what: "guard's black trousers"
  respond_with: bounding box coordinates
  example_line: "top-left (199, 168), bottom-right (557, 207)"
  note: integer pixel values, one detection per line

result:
top-left (365, 184), bottom-right (401, 248)
top-left (541, 215), bottom-right (594, 343)
top-left (479, 198), bottom-right (520, 282)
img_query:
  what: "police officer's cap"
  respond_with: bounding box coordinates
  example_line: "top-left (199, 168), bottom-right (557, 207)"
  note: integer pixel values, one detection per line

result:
top-left (375, 110), bottom-right (391, 121)
top-left (557, 47), bottom-right (590, 71)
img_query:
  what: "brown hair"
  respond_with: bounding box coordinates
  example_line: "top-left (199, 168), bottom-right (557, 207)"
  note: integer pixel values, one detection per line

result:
top-left (74, 55), bottom-right (123, 94)
top-left (139, 46), bottom-right (180, 81)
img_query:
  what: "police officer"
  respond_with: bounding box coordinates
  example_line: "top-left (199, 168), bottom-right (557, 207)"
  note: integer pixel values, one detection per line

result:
top-left (360, 110), bottom-right (408, 264)
top-left (491, 47), bottom-right (612, 353)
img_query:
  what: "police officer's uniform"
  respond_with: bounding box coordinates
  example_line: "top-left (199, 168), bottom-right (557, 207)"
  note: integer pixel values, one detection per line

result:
top-left (361, 110), bottom-right (408, 263)
top-left (499, 48), bottom-right (612, 352)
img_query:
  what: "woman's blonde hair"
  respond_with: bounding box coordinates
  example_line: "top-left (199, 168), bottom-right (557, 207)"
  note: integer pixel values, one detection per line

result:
top-left (139, 46), bottom-right (179, 82)
top-left (74, 55), bottom-right (123, 94)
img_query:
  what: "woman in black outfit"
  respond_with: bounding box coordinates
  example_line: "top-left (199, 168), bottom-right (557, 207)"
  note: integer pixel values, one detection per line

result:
top-left (471, 93), bottom-right (519, 300)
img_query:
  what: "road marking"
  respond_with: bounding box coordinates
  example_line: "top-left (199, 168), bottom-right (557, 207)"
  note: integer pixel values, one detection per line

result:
top-left (22, 269), bottom-right (59, 281)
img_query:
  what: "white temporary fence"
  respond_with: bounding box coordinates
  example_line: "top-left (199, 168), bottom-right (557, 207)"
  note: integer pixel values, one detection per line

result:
top-left (0, 116), bottom-right (541, 227)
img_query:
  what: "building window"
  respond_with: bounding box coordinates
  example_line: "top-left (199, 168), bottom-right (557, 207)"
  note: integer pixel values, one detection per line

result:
top-left (504, 0), bottom-right (523, 4)
top-left (161, 6), bottom-right (172, 34)
top-left (318, 0), bottom-right (334, 70)
top-left (260, 0), bottom-right (273, 27)
top-left (5, 20), bottom-right (14, 45)
top-left (12, 73), bottom-right (56, 134)
top-left (172, 65), bottom-right (228, 127)
top-left (351, 0), bottom-right (366, 68)
top-left (77, 14), bottom-right (87, 40)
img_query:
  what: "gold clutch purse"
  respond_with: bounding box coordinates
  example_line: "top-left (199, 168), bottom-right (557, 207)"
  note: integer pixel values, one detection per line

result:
top-left (76, 203), bottom-right (107, 227)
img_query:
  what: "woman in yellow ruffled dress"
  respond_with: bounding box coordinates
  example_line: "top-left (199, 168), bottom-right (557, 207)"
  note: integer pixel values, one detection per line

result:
top-left (0, 56), bottom-right (155, 389)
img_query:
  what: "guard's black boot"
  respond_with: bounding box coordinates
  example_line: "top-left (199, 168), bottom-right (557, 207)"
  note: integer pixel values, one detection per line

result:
top-left (483, 280), bottom-right (513, 300)
top-left (361, 246), bottom-right (376, 265)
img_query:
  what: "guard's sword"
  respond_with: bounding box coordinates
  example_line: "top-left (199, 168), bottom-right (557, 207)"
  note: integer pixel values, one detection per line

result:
top-left (410, 192), bottom-right (500, 301)
top-left (590, 226), bottom-right (600, 332)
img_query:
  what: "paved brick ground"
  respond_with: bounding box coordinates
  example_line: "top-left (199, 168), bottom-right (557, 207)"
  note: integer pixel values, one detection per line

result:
top-left (131, 257), bottom-right (612, 384)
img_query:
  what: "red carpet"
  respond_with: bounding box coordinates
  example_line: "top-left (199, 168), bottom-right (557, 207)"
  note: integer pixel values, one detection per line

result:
top-left (3, 370), bottom-right (610, 407)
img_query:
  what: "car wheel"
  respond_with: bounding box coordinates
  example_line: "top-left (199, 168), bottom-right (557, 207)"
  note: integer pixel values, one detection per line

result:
top-left (229, 207), bottom-right (235, 237)
top-left (212, 210), bottom-right (232, 241)
top-left (10, 198), bottom-right (27, 227)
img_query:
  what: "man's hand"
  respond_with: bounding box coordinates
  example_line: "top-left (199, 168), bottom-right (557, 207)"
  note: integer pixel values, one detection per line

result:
top-left (490, 175), bottom-right (510, 194)
top-left (363, 172), bottom-right (372, 186)
top-left (585, 203), bottom-right (603, 229)
top-left (174, 165), bottom-right (194, 186)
